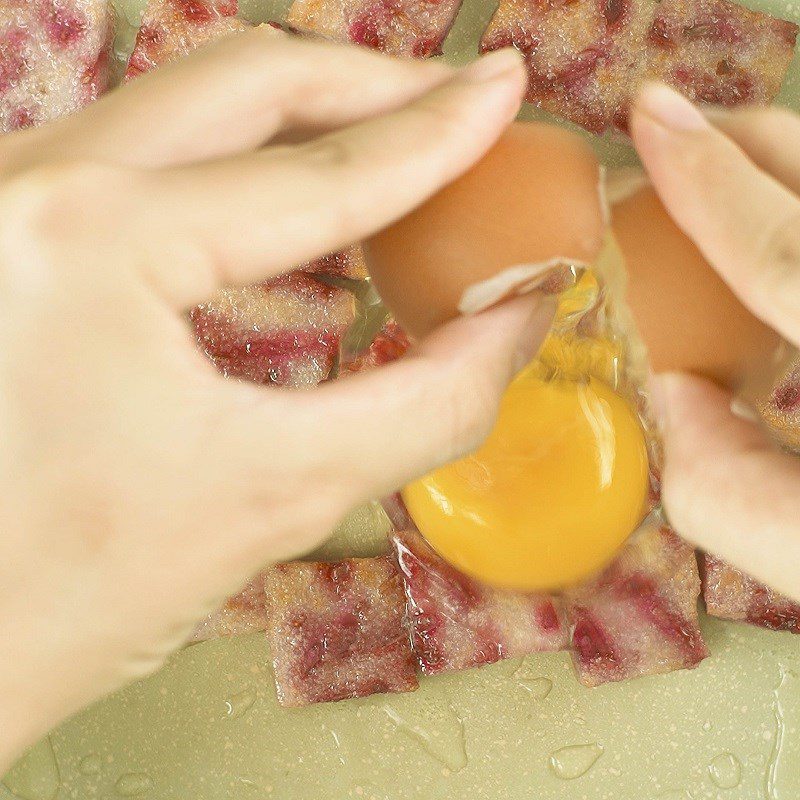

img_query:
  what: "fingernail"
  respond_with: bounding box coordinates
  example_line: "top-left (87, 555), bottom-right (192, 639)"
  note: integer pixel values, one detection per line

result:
top-left (514, 294), bottom-right (558, 372)
top-left (647, 372), bottom-right (669, 430)
top-left (460, 48), bottom-right (524, 83)
top-left (636, 83), bottom-right (710, 132)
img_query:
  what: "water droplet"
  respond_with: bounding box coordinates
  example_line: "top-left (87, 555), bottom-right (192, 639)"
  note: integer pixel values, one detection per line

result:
top-left (702, 721), bottom-right (712, 732)
top-left (383, 703), bottom-right (467, 773)
top-left (115, 772), bottom-right (153, 796)
top-left (78, 754), bottom-right (102, 776)
top-left (512, 663), bottom-right (553, 700)
top-left (327, 728), bottom-right (346, 766)
top-left (548, 743), bottom-right (604, 780)
top-left (2, 736), bottom-right (60, 800)
top-left (223, 687), bottom-right (257, 719)
top-left (708, 753), bottom-right (742, 789)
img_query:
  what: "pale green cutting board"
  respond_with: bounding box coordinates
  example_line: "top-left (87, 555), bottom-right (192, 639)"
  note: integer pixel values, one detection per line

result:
top-left (4, 1), bottom-right (800, 798)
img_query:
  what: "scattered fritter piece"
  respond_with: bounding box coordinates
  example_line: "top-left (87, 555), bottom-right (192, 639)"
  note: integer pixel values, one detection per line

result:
top-left (304, 245), bottom-right (369, 281)
top-left (190, 571), bottom-right (270, 642)
top-left (285, 0), bottom-right (463, 57)
top-left (265, 556), bottom-right (418, 706)
top-left (702, 554), bottom-right (800, 633)
top-left (392, 529), bottom-right (568, 675)
top-left (760, 357), bottom-right (800, 451)
top-left (191, 272), bottom-right (356, 388)
top-left (340, 319), bottom-right (411, 375)
top-left (0, 0), bottom-right (114, 132)
top-left (564, 524), bottom-right (708, 686)
top-left (480, 0), bottom-right (797, 133)
top-left (125, 0), bottom-right (249, 80)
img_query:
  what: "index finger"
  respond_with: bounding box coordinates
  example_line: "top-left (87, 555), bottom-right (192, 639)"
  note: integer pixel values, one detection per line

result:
top-left (631, 83), bottom-right (800, 348)
top-left (26, 28), bottom-right (454, 169)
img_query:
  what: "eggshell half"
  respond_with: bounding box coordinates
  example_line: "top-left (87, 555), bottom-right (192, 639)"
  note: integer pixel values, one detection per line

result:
top-left (611, 183), bottom-right (782, 389)
top-left (364, 121), bottom-right (605, 338)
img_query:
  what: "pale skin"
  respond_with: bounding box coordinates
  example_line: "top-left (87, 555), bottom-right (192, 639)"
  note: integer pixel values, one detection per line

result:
top-left (0, 25), bottom-right (798, 773)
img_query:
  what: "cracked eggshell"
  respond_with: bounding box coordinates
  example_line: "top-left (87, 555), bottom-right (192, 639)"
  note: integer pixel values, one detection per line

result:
top-left (610, 180), bottom-right (782, 390)
top-left (364, 121), bottom-right (606, 338)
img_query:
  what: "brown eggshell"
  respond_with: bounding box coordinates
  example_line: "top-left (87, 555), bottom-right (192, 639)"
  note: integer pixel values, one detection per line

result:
top-left (612, 185), bottom-right (781, 390)
top-left (364, 121), bottom-right (606, 338)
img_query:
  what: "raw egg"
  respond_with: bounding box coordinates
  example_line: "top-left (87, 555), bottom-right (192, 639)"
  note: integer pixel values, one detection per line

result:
top-left (366, 123), bottom-right (782, 593)
top-left (402, 365), bottom-right (649, 592)
top-left (365, 121), bottom-right (605, 338)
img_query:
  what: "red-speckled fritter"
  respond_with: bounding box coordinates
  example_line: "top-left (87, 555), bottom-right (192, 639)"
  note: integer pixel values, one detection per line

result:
top-left (126, 1), bottom-right (358, 388)
top-left (702, 555), bottom-right (800, 633)
top-left (190, 571), bottom-right (270, 642)
top-left (392, 530), bottom-right (568, 675)
top-left (125, 0), bottom-right (249, 80)
top-left (0, 0), bottom-right (114, 132)
top-left (285, 0), bottom-right (463, 57)
top-left (340, 319), bottom-right (411, 375)
top-left (191, 273), bottom-right (355, 388)
top-left (480, 0), bottom-right (797, 133)
top-left (564, 525), bottom-right (708, 686)
top-left (303, 245), bottom-right (369, 281)
top-left (265, 556), bottom-right (418, 706)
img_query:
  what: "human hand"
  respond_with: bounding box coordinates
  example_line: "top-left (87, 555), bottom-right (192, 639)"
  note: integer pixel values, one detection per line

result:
top-left (0, 30), bottom-right (555, 769)
top-left (630, 83), bottom-right (800, 602)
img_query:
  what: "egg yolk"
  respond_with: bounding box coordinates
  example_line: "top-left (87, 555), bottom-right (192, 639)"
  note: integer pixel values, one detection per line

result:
top-left (402, 370), bottom-right (649, 592)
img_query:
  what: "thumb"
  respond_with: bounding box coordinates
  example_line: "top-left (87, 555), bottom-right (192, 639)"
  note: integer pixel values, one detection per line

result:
top-left (308, 292), bottom-right (557, 503)
top-left (654, 371), bottom-right (800, 600)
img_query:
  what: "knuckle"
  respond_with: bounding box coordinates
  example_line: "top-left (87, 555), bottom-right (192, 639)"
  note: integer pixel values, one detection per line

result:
top-left (0, 161), bottom-right (127, 249)
top-left (755, 212), bottom-right (800, 312)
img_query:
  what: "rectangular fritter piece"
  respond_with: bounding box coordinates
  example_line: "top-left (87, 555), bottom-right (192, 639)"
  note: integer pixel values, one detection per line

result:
top-left (702, 554), bottom-right (800, 633)
top-left (264, 556), bottom-right (418, 706)
top-left (564, 524), bottom-right (709, 686)
top-left (285, 0), bottom-right (463, 57)
top-left (190, 571), bottom-right (269, 642)
top-left (0, 0), bottom-right (114, 132)
top-left (303, 245), bottom-right (369, 281)
top-left (392, 529), bottom-right (568, 675)
top-left (127, 5), bottom-right (358, 388)
top-left (190, 272), bottom-right (356, 388)
top-left (480, 0), bottom-right (797, 133)
top-left (125, 0), bottom-right (249, 80)
top-left (340, 319), bottom-right (410, 375)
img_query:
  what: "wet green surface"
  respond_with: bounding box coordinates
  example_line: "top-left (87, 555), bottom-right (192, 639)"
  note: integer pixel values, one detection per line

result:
top-left (4, 0), bottom-right (800, 798)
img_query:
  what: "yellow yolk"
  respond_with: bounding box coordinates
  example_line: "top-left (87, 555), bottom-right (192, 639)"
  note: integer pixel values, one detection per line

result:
top-left (402, 369), bottom-right (649, 592)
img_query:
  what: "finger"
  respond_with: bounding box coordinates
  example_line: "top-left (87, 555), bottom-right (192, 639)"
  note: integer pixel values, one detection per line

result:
top-left (631, 83), bottom-right (800, 347)
top-left (706, 105), bottom-right (800, 196)
top-left (654, 371), bottom-right (800, 600)
top-left (212, 292), bottom-right (557, 564)
top-left (134, 49), bottom-right (527, 309)
top-left (32, 28), bottom-right (454, 168)
top-left (310, 293), bottom-right (557, 502)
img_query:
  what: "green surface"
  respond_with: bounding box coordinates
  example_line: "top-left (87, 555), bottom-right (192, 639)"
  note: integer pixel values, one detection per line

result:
top-left (5, 0), bottom-right (800, 798)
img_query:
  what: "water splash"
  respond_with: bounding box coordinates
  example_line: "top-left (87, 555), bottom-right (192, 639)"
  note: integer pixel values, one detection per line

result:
top-left (512, 663), bottom-right (553, 700)
top-left (708, 753), bottom-right (742, 789)
top-left (78, 754), bottom-right (102, 776)
top-left (224, 687), bottom-right (257, 720)
top-left (766, 665), bottom-right (793, 800)
top-left (383, 703), bottom-right (467, 773)
top-left (115, 772), bottom-right (153, 796)
top-left (548, 743), bottom-right (604, 780)
top-left (2, 736), bottom-right (60, 800)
